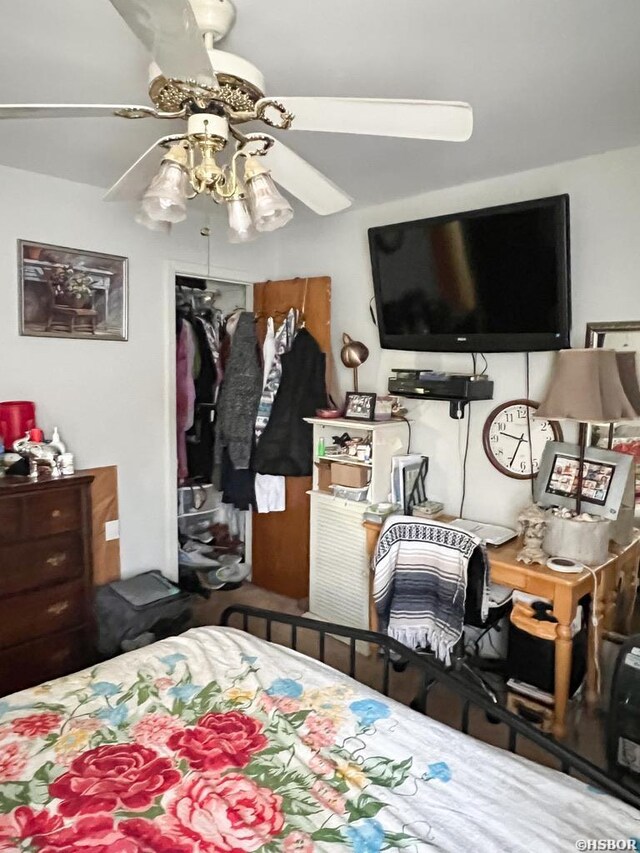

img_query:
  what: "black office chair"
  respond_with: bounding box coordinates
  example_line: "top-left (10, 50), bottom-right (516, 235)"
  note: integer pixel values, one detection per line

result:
top-left (386, 544), bottom-right (513, 705)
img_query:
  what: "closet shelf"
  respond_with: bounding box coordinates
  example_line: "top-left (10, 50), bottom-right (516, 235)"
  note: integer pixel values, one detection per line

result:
top-left (177, 507), bottom-right (219, 520)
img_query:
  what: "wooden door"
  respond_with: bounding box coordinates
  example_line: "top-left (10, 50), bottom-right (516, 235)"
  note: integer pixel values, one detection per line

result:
top-left (252, 277), bottom-right (331, 599)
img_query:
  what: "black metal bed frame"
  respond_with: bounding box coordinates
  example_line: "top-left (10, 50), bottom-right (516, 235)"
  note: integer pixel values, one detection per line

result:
top-left (220, 604), bottom-right (640, 811)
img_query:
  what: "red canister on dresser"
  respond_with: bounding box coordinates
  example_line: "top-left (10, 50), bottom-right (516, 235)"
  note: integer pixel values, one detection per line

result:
top-left (0, 401), bottom-right (36, 450)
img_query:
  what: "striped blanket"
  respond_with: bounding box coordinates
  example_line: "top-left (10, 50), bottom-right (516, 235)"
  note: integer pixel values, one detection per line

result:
top-left (373, 517), bottom-right (489, 663)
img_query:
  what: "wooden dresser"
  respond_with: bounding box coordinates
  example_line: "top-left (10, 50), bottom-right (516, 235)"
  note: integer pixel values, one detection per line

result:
top-left (0, 473), bottom-right (94, 696)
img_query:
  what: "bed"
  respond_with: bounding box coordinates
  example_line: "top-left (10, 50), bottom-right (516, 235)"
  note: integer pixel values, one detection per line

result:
top-left (0, 608), bottom-right (638, 853)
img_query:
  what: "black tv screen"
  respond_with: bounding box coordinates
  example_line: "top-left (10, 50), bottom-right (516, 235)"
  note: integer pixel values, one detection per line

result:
top-left (368, 195), bottom-right (571, 353)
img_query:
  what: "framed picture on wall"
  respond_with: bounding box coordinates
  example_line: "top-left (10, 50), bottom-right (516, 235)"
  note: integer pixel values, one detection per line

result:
top-left (18, 240), bottom-right (128, 341)
top-left (344, 392), bottom-right (377, 421)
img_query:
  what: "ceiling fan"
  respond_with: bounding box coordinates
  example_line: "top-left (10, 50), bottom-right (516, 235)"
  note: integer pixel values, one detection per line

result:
top-left (0, 0), bottom-right (473, 241)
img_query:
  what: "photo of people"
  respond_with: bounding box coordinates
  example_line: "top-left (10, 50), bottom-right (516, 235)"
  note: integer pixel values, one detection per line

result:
top-left (344, 392), bottom-right (377, 421)
top-left (546, 454), bottom-right (615, 506)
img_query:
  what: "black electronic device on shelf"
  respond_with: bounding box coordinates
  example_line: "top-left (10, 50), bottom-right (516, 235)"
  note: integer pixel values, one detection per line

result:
top-left (388, 369), bottom-right (494, 417)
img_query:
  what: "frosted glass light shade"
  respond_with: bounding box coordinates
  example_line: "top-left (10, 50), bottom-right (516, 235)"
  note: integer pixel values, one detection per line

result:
top-left (245, 172), bottom-right (293, 232)
top-left (135, 206), bottom-right (171, 233)
top-left (140, 161), bottom-right (189, 224)
top-left (226, 197), bottom-right (257, 244)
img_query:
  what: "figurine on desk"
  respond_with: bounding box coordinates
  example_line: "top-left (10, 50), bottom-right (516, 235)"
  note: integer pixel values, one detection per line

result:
top-left (516, 503), bottom-right (549, 565)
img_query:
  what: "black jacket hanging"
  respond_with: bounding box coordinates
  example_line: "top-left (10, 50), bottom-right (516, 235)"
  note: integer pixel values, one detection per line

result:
top-left (253, 328), bottom-right (328, 476)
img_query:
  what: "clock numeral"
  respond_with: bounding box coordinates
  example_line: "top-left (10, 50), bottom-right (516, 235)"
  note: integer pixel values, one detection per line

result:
top-left (519, 460), bottom-right (528, 472)
top-left (517, 407), bottom-right (526, 418)
top-left (540, 422), bottom-right (548, 431)
top-left (490, 434), bottom-right (499, 443)
top-left (497, 423), bottom-right (506, 432)
top-left (504, 412), bottom-right (514, 423)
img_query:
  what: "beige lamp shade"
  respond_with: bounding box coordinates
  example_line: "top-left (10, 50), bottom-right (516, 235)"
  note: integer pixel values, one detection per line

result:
top-left (536, 348), bottom-right (638, 423)
top-left (615, 351), bottom-right (640, 416)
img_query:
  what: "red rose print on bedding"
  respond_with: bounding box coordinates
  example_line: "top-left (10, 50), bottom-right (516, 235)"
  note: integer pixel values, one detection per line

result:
top-left (0, 807), bottom-right (63, 851)
top-left (0, 742), bottom-right (28, 782)
top-left (132, 713), bottom-right (184, 749)
top-left (161, 774), bottom-right (284, 852)
top-left (10, 713), bottom-right (62, 738)
top-left (34, 815), bottom-right (194, 853)
top-left (48, 743), bottom-right (181, 817)
top-left (168, 711), bottom-right (268, 772)
top-left (120, 819), bottom-right (194, 853)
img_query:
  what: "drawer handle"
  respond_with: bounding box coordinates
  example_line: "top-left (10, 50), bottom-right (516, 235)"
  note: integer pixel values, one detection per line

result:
top-left (46, 553), bottom-right (67, 568)
top-left (47, 600), bottom-right (70, 617)
top-left (51, 509), bottom-right (62, 519)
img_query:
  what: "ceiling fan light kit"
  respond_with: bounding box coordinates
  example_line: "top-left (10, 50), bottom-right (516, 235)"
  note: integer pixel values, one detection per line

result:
top-left (0, 0), bottom-right (474, 242)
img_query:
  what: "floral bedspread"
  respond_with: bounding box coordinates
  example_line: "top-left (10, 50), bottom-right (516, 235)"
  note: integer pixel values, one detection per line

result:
top-left (0, 627), bottom-right (638, 853)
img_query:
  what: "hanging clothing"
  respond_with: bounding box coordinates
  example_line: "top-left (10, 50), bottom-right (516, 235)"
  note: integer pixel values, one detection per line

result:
top-left (254, 317), bottom-right (285, 513)
top-left (196, 316), bottom-right (224, 400)
top-left (254, 309), bottom-right (297, 442)
top-left (215, 312), bottom-right (262, 470)
top-left (176, 319), bottom-right (196, 481)
top-left (186, 319), bottom-right (217, 481)
top-left (261, 317), bottom-right (276, 388)
top-left (254, 473), bottom-right (286, 513)
top-left (221, 447), bottom-right (255, 511)
top-left (253, 328), bottom-right (328, 476)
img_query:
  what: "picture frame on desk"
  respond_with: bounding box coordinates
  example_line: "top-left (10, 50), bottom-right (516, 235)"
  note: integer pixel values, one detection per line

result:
top-left (344, 392), bottom-right (377, 421)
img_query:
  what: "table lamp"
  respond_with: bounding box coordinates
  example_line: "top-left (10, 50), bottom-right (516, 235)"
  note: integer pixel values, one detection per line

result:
top-left (340, 333), bottom-right (369, 392)
top-left (536, 348), bottom-right (639, 514)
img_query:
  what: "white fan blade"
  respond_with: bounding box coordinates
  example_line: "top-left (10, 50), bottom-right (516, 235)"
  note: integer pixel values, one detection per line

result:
top-left (0, 104), bottom-right (160, 119)
top-left (266, 97), bottom-right (473, 142)
top-left (108, 0), bottom-right (215, 83)
top-left (244, 135), bottom-right (352, 216)
top-left (104, 134), bottom-right (187, 202)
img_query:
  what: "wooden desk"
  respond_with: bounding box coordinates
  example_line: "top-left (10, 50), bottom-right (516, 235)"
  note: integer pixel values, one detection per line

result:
top-left (364, 519), bottom-right (640, 739)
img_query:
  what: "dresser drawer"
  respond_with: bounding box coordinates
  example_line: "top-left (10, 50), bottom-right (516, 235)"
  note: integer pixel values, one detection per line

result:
top-left (0, 628), bottom-right (89, 696)
top-left (25, 488), bottom-right (82, 538)
top-left (0, 580), bottom-right (86, 649)
top-left (0, 533), bottom-right (84, 596)
top-left (0, 496), bottom-right (22, 543)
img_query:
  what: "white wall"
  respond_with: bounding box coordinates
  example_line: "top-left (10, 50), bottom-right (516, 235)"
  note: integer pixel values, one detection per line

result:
top-left (274, 144), bottom-right (640, 528)
top-left (0, 164), bottom-right (279, 578)
top-left (4, 142), bottom-right (640, 576)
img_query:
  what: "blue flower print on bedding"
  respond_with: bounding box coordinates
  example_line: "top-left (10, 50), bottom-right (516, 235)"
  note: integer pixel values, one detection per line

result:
top-left (159, 653), bottom-right (187, 673)
top-left (97, 704), bottom-right (128, 726)
top-left (344, 819), bottom-right (385, 853)
top-left (168, 683), bottom-right (201, 701)
top-left (349, 699), bottom-right (390, 727)
top-left (241, 654), bottom-right (258, 665)
top-left (266, 678), bottom-right (304, 698)
top-left (422, 761), bottom-right (451, 783)
top-left (91, 681), bottom-right (120, 697)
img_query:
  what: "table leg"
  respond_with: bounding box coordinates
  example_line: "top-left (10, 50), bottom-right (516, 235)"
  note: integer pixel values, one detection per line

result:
top-left (586, 576), bottom-right (606, 708)
top-left (553, 622), bottom-right (573, 739)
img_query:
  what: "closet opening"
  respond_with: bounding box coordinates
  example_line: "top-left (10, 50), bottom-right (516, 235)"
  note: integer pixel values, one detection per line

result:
top-left (174, 273), bottom-right (253, 598)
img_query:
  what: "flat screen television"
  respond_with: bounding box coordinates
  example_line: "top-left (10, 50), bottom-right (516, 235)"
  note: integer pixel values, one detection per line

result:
top-left (368, 194), bottom-right (571, 353)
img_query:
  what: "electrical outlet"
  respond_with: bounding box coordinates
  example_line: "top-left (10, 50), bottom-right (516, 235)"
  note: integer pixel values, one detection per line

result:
top-left (105, 520), bottom-right (120, 541)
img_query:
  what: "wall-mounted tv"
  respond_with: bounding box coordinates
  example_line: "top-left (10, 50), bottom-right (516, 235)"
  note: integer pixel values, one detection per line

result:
top-left (368, 194), bottom-right (571, 353)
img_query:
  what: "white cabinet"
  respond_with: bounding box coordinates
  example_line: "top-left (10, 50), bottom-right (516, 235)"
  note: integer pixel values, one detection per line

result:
top-left (305, 418), bottom-right (409, 630)
top-left (309, 492), bottom-right (370, 628)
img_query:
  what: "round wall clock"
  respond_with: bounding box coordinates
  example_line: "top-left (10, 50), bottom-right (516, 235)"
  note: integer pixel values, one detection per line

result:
top-left (482, 398), bottom-right (563, 480)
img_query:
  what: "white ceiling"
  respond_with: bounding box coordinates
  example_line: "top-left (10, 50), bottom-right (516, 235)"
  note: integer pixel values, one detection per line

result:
top-left (1, 0), bottom-right (640, 211)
